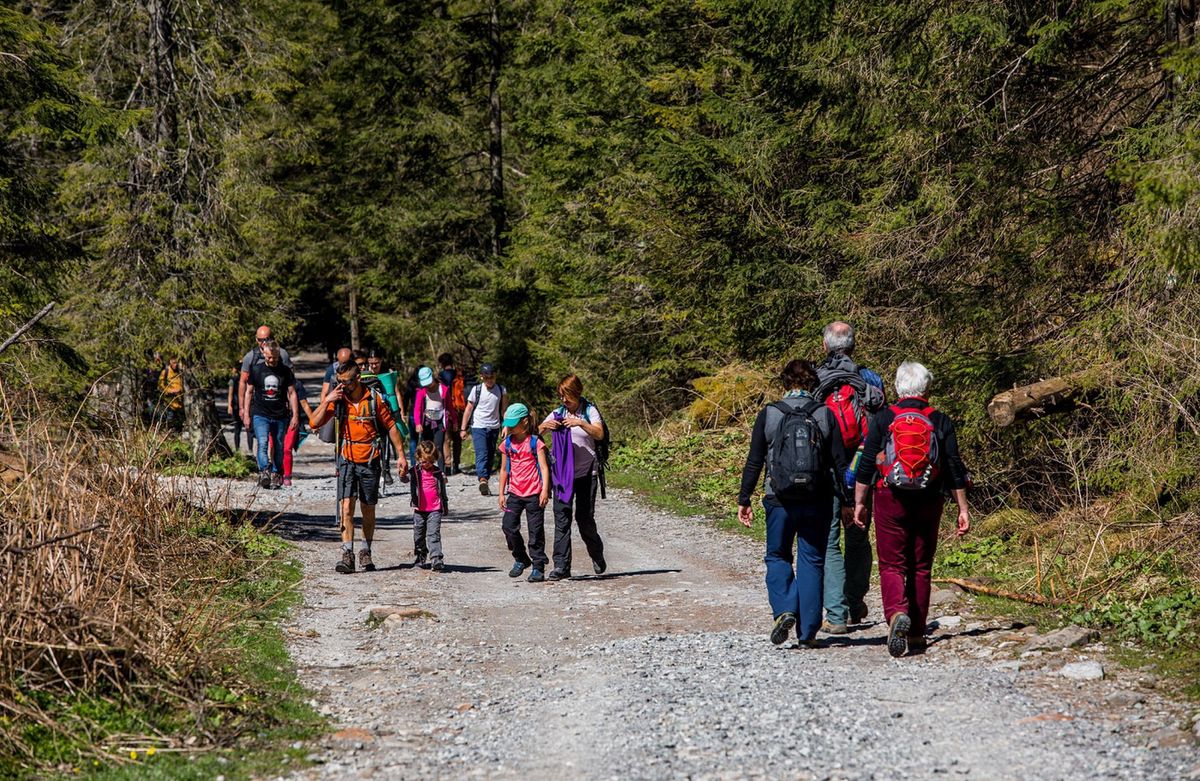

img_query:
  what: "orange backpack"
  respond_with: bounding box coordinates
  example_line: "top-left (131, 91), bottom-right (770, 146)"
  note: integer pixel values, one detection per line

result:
top-left (450, 373), bottom-right (466, 412)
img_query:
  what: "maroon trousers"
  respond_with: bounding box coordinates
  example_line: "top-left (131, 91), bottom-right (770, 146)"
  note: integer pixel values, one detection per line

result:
top-left (874, 487), bottom-right (944, 637)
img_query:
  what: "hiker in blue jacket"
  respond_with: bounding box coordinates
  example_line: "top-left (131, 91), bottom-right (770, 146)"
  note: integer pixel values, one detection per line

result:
top-left (737, 360), bottom-right (850, 647)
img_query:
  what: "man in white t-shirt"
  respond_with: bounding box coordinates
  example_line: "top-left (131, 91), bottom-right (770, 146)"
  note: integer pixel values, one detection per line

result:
top-left (459, 363), bottom-right (508, 496)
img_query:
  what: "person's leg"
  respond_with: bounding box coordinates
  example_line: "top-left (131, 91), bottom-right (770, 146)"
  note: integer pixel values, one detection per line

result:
top-left (341, 496), bottom-right (357, 543)
top-left (573, 474), bottom-right (604, 565)
top-left (794, 504), bottom-right (832, 642)
top-left (283, 425), bottom-right (297, 481)
top-left (843, 496), bottom-right (874, 621)
top-left (485, 428), bottom-right (499, 476)
top-left (551, 490), bottom-right (574, 573)
top-left (361, 502), bottom-right (376, 544)
top-left (823, 494), bottom-right (849, 626)
top-left (413, 511), bottom-right (428, 561)
top-left (252, 416), bottom-right (271, 472)
top-left (232, 419), bottom-right (242, 451)
top-left (434, 429), bottom-right (446, 472)
top-left (360, 464), bottom-right (380, 545)
top-left (450, 430), bottom-right (462, 474)
top-left (501, 495), bottom-right (531, 564)
top-left (472, 428), bottom-right (489, 479)
top-left (762, 500), bottom-right (799, 620)
top-left (873, 489), bottom-right (909, 625)
top-left (907, 498), bottom-right (944, 637)
top-left (526, 496), bottom-right (549, 570)
top-left (268, 418), bottom-right (286, 474)
top-left (427, 510), bottom-right (443, 565)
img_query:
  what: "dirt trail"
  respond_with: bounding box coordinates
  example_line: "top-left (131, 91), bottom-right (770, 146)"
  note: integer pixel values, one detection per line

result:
top-left (195, 355), bottom-right (1198, 780)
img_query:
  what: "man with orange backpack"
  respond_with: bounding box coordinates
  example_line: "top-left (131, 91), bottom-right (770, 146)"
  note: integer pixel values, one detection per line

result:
top-left (438, 353), bottom-right (467, 475)
top-left (814, 321), bottom-right (886, 634)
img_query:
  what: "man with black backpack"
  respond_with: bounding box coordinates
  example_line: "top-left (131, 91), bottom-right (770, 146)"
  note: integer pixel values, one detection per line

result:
top-left (738, 360), bottom-right (850, 648)
top-left (814, 321), bottom-right (886, 634)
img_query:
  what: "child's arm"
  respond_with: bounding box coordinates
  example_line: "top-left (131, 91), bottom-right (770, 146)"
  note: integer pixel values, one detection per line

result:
top-left (537, 440), bottom-right (551, 508)
top-left (496, 450), bottom-right (508, 511)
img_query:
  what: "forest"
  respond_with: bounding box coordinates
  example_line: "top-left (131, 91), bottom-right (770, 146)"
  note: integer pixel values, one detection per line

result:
top-left (3, 0), bottom-right (1200, 770)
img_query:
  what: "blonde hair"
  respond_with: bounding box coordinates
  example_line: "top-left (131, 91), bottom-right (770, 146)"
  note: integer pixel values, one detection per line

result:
top-left (416, 440), bottom-right (438, 466)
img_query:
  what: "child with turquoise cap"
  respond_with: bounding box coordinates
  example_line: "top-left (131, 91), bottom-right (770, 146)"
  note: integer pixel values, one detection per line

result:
top-left (497, 403), bottom-right (551, 582)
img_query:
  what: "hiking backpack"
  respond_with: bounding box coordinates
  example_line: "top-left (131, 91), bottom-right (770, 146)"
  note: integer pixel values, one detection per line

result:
top-left (815, 369), bottom-right (883, 452)
top-left (335, 389), bottom-right (387, 462)
top-left (877, 403), bottom-right (940, 490)
top-left (768, 399), bottom-right (825, 498)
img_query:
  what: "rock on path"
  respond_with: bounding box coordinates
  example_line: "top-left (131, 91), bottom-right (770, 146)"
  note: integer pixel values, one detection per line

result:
top-left (191, 355), bottom-right (1199, 780)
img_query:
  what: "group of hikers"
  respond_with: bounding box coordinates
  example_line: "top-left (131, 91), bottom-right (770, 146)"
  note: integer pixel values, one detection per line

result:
top-left (738, 321), bottom-right (971, 658)
top-left (229, 326), bottom-right (609, 584)
top-left (227, 319), bottom-right (972, 659)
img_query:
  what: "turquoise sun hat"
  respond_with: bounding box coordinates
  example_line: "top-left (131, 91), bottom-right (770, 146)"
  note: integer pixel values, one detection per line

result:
top-left (418, 366), bottom-right (435, 387)
top-left (502, 403), bottom-right (529, 428)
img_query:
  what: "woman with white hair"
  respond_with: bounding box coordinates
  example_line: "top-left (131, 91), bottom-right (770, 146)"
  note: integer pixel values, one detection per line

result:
top-left (852, 361), bottom-right (970, 658)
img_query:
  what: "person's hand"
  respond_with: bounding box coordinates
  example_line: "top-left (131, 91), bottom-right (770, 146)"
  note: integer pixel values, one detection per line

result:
top-left (840, 505), bottom-right (855, 528)
top-left (956, 508), bottom-right (971, 537)
top-left (853, 503), bottom-right (869, 529)
top-left (415, 424), bottom-right (423, 436)
top-left (459, 428), bottom-right (468, 438)
top-left (563, 417), bottom-right (583, 428)
top-left (398, 460), bottom-right (409, 482)
top-left (241, 412), bottom-right (250, 428)
top-left (226, 403), bottom-right (233, 416)
top-left (541, 418), bottom-right (562, 431)
top-left (497, 494), bottom-right (507, 512)
top-left (539, 490), bottom-right (550, 508)
top-left (288, 416), bottom-right (299, 432)
top-left (737, 505), bottom-right (753, 528)
top-left (326, 385), bottom-right (344, 404)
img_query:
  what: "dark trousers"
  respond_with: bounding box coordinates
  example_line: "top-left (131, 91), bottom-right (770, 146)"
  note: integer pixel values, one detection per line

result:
top-left (874, 488), bottom-right (944, 637)
top-left (552, 474), bottom-right (603, 572)
top-left (764, 497), bottom-right (830, 642)
top-left (502, 493), bottom-right (548, 568)
top-left (421, 427), bottom-right (446, 472)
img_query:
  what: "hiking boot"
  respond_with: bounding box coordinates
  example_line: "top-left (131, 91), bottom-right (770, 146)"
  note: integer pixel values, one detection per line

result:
top-left (431, 561), bottom-right (445, 572)
top-left (527, 568), bottom-right (545, 583)
top-left (770, 613), bottom-right (797, 646)
top-left (851, 603), bottom-right (869, 624)
top-left (413, 553), bottom-right (427, 568)
top-left (547, 568), bottom-right (571, 581)
top-left (281, 477), bottom-right (293, 487)
top-left (796, 637), bottom-right (828, 649)
top-left (270, 472), bottom-right (282, 490)
top-left (822, 621), bottom-right (850, 635)
top-left (335, 550), bottom-right (355, 574)
top-left (478, 480), bottom-right (490, 496)
top-left (907, 635), bottom-right (928, 654)
top-left (888, 613), bottom-right (912, 658)
top-left (359, 548), bottom-right (376, 572)
top-left (508, 561), bottom-right (528, 578)
top-left (592, 557), bottom-right (607, 575)
top-left (259, 471), bottom-right (271, 489)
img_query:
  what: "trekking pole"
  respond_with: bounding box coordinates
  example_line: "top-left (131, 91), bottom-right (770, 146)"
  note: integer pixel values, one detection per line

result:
top-left (333, 404), bottom-right (342, 529)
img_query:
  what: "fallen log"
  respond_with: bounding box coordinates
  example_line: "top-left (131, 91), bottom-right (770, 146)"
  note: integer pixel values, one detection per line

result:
top-left (987, 364), bottom-right (1114, 428)
top-left (933, 577), bottom-right (1068, 606)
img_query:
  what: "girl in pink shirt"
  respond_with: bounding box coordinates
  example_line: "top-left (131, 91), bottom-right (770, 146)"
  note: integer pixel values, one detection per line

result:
top-left (497, 404), bottom-right (550, 582)
top-left (410, 441), bottom-right (449, 571)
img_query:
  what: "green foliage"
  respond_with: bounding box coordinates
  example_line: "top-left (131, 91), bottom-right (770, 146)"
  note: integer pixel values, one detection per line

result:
top-left (1076, 589), bottom-right (1200, 647)
top-left (936, 536), bottom-right (1014, 578)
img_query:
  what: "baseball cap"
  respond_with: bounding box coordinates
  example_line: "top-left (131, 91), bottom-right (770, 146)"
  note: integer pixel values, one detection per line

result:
top-left (418, 366), bottom-right (434, 387)
top-left (502, 403), bottom-right (529, 428)
top-left (479, 363), bottom-right (496, 376)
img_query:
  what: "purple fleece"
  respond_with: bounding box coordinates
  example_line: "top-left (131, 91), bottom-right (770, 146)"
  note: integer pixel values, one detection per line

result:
top-left (550, 410), bottom-right (575, 503)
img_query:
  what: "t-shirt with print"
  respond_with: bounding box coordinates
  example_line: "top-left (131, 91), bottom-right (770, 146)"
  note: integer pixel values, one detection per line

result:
top-left (249, 363), bottom-right (295, 420)
top-left (542, 403), bottom-right (603, 479)
top-left (504, 436), bottom-right (545, 497)
top-left (468, 382), bottom-right (506, 429)
top-left (241, 345), bottom-right (293, 374)
top-left (338, 389), bottom-right (396, 464)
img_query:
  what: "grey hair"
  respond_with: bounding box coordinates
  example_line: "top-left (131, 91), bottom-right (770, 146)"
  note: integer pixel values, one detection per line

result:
top-left (823, 321), bottom-right (855, 354)
top-left (894, 361), bottom-right (932, 398)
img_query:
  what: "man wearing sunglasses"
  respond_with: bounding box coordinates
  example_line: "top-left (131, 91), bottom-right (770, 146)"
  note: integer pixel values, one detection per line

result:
top-left (238, 325), bottom-right (294, 420)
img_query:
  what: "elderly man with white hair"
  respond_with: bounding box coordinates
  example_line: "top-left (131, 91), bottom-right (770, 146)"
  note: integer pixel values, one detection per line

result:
top-left (852, 360), bottom-right (970, 658)
top-left (814, 321), bottom-right (886, 634)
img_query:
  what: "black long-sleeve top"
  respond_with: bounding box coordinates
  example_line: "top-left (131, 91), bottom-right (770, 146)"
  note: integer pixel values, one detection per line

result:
top-left (738, 396), bottom-right (850, 507)
top-left (854, 397), bottom-right (968, 494)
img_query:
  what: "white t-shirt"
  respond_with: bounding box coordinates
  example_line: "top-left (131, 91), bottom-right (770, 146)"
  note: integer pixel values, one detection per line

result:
top-left (542, 403), bottom-right (603, 479)
top-left (469, 383), bottom-right (506, 429)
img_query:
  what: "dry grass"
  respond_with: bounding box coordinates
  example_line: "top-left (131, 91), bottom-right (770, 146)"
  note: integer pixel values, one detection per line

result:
top-left (0, 380), bottom-right (289, 767)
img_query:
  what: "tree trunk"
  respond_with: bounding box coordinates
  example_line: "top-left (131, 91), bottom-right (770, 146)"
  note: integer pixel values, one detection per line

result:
top-left (146, 0), bottom-right (179, 191)
top-left (488, 0), bottom-right (505, 258)
top-left (183, 363), bottom-right (232, 459)
top-left (987, 365), bottom-right (1114, 428)
top-left (349, 284), bottom-right (361, 351)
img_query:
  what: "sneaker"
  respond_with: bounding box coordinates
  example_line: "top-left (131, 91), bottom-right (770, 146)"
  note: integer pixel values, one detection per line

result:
top-left (270, 472), bottom-right (282, 490)
top-left (907, 635), bottom-right (928, 654)
top-left (359, 548), bottom-right (375, 572)
top-left (547, 568), bottom-right (571, 581)
top-left (527, 568), bottom-right (545, 583)
top-left (431, 561), bottom-right (445, 572)
top-left (413, 553), bottom-right (427, 568)
top-left (259, 471), bottom-right (271, 488)
top-left (478, 480), bottom-right (490, 496)
top-left (851, 603), bottom-right (869, 624)
top-left (592, 557), bottom-right (607, 575)
top-left (822, 621), bottom-right (850, 635)
top-left (888, 613), bottom-right (912, 658)
top-left (508, 561), bottom-right (528, 578)
top-left (796, 637), bottom-right (828, 649)
top-left (770, 613), bottom-right (797, 646)
top-left (335, 550), bottom-right (355, 574)
top-left (281, 477), bottom-right (293, 487)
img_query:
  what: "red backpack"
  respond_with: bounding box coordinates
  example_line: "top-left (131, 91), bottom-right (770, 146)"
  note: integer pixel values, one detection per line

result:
top-left (877, 403), bottom-right (940, 490)
top-left (825, 383), bottom-right (869, 451)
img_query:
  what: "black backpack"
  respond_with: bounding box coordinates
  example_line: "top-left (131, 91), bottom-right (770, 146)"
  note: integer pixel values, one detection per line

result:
top-left (768, 399), bottom-right (824, 497)
top-left (558, 398), bottom-right (611, 498)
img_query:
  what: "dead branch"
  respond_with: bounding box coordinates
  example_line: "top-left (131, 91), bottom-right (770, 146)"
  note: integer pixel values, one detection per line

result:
top-left (987, 364), bottom-right (1117, 427)
top-left (0, 302), bottom-right (56, 356)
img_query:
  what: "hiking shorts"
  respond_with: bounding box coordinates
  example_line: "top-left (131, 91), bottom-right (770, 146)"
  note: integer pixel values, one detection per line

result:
top-left (337, 460), bottom-right (382, 505)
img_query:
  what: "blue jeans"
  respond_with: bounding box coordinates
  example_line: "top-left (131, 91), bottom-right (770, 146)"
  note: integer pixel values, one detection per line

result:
top-left (471, 427), bottom-right (500, 479)
top-left (764, 498), bottom-right (830, 642)
top-left (824, 494), bottom-right (874, 625)
top-left (252, 415), bottom-right (287, 474)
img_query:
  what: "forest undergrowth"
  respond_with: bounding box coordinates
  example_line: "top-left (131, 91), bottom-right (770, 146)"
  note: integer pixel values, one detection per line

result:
top-left (0, 385), bottom-right (320, 778)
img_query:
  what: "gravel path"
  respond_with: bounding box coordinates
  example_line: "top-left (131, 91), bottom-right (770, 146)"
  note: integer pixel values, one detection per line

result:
top-left (192, 357), bottom-right (1200, 780)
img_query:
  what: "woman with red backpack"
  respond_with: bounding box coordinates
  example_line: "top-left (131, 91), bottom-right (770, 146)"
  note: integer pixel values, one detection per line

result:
top-left (852, 361), bottom-right (971, 658)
